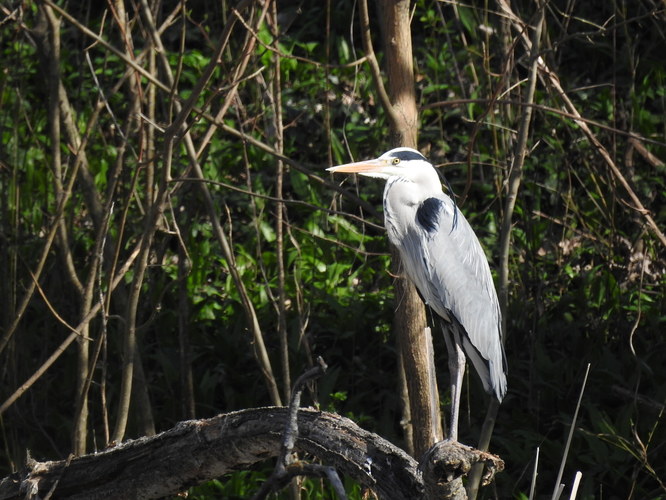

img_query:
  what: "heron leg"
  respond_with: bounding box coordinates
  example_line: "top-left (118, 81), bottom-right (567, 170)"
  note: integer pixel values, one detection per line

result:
top-left (443, 327), bottom-right (466, 442)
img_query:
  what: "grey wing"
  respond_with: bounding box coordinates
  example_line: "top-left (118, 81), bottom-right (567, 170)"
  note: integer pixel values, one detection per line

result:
top-left (409, 194), bottom-right (507, 401)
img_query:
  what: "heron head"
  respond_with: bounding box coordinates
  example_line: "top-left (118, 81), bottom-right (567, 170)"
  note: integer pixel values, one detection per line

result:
top-left (327, 147), bottom-right (432, 180)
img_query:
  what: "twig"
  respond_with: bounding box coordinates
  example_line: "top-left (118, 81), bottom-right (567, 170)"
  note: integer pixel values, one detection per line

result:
top-left (568, 471), bottom-right (582, 500)
top-left (172, 177), bottom-right (383, 230)
top-left (26, 268), bottom-right (86, 339)
top-left (498, 2), bottom-right (544, 332)
top-left (229, 4), bottom-right (369, 70)
top-left (551, 363), bottom-right (591, 500)
top-left (2, 2), bottom-right (142, 428)
top-left (267, 1), bottom-right (291, 405)
top-left (497, 0), bottom-right (666, 249)
top-left (42, 453), bottom-right (74, 500)
top-left (136, 0), bottom-right (283, 408)
top-left (109, 0), bottom-right (166, 442)
top-left (553, 483), bottom-right (565, 500)
top-left (42, 0), bottom-right (170, 94)
top-left (85, 52), bottom-right (127, 142)
top-left (45, 0), bottom-right (377, 222)
top-left (250, 358), bottom-right (348, 500)
top-left (627, 137), bottom-right (666, 167)
top-left (357, 0), bottom-right (401, 131)
top-left (528, 447), bottom-right (539, 500)
top-left (0, 4), bottom-right (89, 357)
top-left (422, 98), bottom-right (666, 149)
top-left (0, 241), bottom-right (141, 416)
top-left (282, 357), bottom-right (328, 463)
top-left (73, 200), bottom-right (116, 447)
top-left (459, 12), bottom-right (525, 206)
top-left (112, 0), bottom-right (280, 443)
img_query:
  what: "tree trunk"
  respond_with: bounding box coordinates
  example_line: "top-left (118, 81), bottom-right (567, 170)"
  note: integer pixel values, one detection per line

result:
top-left (378, 0), bottom-right (443, 458)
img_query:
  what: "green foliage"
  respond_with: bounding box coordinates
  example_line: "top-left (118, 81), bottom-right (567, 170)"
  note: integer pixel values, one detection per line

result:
top-left (185, 470), bottom-right (366, 500)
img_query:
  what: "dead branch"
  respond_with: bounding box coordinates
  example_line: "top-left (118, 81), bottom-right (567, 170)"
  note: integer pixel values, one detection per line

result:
top-left (0, 408), bottom-right (418, 500)
top-left (0, 406), bottom-right (503, 500)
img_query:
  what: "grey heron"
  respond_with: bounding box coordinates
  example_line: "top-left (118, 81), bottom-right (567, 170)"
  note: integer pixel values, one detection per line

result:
top-left (328, 147), bottom-right (507, 441)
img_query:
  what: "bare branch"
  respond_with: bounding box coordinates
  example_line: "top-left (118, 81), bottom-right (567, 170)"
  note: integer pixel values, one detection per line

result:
top-left (497, 0), bottom-right (666, 249)
top-left (0, 241), bottom-right (141, 416)
top-left (358, 0), bottom-right (402, 131)
top-left (251, 358), bottom-right (335, 500)
top-left (0, 405), bottom-right (505, 500)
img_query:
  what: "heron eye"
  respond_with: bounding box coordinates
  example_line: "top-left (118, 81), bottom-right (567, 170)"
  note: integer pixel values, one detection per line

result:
top-left (392, 158), bottom-right (401, 165)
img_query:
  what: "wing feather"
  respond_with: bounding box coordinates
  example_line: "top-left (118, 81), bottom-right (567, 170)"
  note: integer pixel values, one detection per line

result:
top-left (399, 194), bottom-right (507, 401)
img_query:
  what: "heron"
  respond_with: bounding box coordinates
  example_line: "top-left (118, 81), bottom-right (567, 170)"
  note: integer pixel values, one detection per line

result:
top-left (327, 147), bottom-right (507, 441)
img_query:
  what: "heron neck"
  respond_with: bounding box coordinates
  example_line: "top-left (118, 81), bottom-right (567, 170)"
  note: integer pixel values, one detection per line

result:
top-left (383, 173), bottom-right (444, 243)
top-left (384, 171), bottom-right (443, 207)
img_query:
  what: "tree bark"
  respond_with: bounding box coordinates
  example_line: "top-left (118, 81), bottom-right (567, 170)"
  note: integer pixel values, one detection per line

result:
top-left (0, 408), bottom-right (501, 500)
top-left (1, 408), bottom-right (419, 500)
top-left (376, 0), bottom-right (443, 458)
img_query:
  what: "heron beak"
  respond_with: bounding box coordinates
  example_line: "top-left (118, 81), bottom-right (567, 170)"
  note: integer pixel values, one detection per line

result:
top-left (326, 158), bottom-right (389, 175)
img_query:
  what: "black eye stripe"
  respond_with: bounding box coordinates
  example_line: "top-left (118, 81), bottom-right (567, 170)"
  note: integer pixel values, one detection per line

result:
top-left (391, 150), bottom-right (428, 162)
